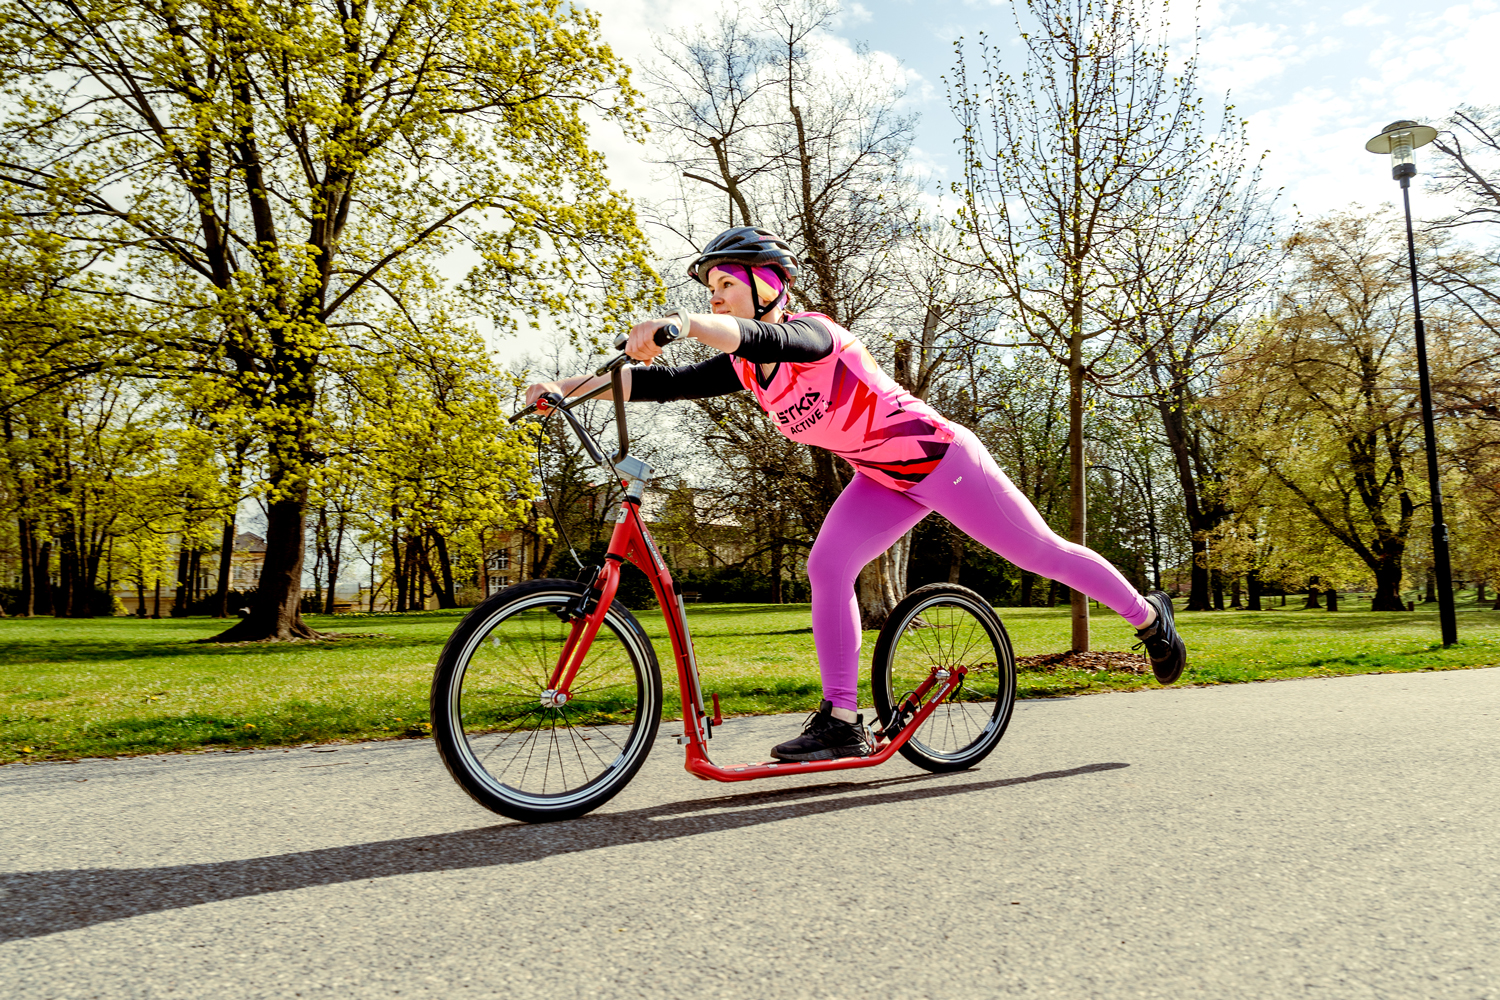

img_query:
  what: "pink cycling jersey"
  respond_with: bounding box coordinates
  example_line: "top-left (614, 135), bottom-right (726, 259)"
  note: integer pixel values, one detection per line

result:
top-left (731, 314), bottom-right (956, 491)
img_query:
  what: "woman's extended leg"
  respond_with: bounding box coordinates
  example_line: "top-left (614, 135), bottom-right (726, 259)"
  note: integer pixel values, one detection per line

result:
top-left (804, 473), bottom-right (930, 711)
top-left (906, 426), bottom-right (1153, 627)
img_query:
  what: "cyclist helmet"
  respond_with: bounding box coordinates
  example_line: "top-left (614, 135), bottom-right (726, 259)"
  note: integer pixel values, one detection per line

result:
top-left (688, 226), bottom-right (800, 319)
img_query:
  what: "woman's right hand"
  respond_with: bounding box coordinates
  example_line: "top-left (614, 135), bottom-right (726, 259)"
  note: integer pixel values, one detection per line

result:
top-left (524, 380), bottom-right (566, 407)
top-left (624, 317), bottom-right (678, 363)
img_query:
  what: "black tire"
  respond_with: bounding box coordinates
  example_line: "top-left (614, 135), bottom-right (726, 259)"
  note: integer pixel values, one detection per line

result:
top-left (430, 579), bottom-right (662, 823)
top-left (871, 583), bottom-right (1017, 773)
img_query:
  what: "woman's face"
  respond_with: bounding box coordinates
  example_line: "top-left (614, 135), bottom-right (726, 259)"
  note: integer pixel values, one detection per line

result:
top-left (706, 266), bottom-right (774, 320)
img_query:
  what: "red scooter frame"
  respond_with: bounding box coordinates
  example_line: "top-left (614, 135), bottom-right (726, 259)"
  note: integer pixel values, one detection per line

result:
top-left (525, 332), bottom-right (967, 785)
top-left (551, 493), bottom-right (967, 783)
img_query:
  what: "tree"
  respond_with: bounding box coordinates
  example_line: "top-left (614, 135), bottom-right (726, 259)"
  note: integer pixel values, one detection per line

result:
top-left (647, 0), bottom-right (926, 625)
top-left (1115, 134), bottom-right (1281, 611)
top-left (341, 323), bottom-right (537, 611)
top-left (1425, 105), bottom-right (1500, 608)
top-left (1, 0), bottom-right (655, 638)
top-left (949, 0), bottom-right (1240, 648)
top-left (1219, 211), bottom-right (1435, 610)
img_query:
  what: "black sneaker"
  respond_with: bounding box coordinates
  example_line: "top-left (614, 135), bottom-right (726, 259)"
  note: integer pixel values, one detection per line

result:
top-left (771, 700), bottom-right (870, 761)
top-left (1135, 591), bottom-right (1187, 684)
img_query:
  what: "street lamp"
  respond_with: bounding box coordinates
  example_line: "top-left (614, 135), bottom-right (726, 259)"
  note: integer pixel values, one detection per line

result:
top-left (1365, 120), bottom-right (1457, 646)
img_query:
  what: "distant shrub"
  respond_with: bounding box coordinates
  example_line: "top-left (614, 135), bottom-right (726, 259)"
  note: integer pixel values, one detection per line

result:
top-left (0, 586), bottom-right (123, 617)
top-left (188, 589), bottom-right (256, 617)
top-left (674, 566), bottom-right (808, 603)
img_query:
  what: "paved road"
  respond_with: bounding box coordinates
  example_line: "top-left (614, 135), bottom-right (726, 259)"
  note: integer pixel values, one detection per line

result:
top-left (3, 669), bottom-right (1499, 1000)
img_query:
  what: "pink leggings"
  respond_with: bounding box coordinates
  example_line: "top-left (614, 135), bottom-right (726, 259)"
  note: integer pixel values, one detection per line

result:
top-left (806, 425), bottom-right (1152, 710)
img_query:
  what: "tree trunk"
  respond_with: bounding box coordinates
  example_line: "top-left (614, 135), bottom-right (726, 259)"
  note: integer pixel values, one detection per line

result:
top-left (1326, 588), bottom-right (1338, 611)
top-left (172, 545), bottom-right (191, 617)
top-left (152, 576), bottom-right (161, 619)
top-left (1067, 335), bottom-right (1089, 652)
top-left (54, 533), bottom-right (76, 618)
top-left (34, 539), bottom-right (53, 616)
top-left (392, 528), bottom-right (407, 612)
top-left (1020, 571), bottom-right (1035, 607)
top-left (1211, 568), bottom-right (1225, 610)
top-left (311, 506), bottom-right (327, 610)
top-left (212, 445), bottom-right (247, 618)
top-left (1156, 399), bottom-right (1215, 612)
top-left (1230, 575), bottom-right (1242, 609)
top-left (135, 570), bottom-right (147, 618)
top-left (430, 529), bottom-right (458, 609)
top-left (17, 518), bottom-right (35, 616)
top-left (406, 535), bottom-right (426, 610)
top-left (1424, 565), bottom-right (1437, 603)
top-left (213, 517), bottom-right (236, 617)
top-left (1247, 569), bottom-right (1262, 611)
top-left (1303, 576), bottom-right (1322, 609)
top-left (770, 543), bottom-right (784, 603)
top-left (324, 509), bottom-right (345, 614)
top-left (947, 530), bottom-right (964, 584)
top-left (856, 531), bottom-right (913, 630)
top-left (208, 491), bottom-right (316, 641)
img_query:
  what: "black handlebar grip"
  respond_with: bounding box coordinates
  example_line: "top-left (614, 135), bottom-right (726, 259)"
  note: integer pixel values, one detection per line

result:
top-left (612, 323), bottom-right (683, 351)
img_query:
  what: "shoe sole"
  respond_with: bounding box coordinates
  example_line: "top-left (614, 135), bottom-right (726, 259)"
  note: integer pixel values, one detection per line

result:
top-left (1147, 593), bottom-right (1186, 685)
top-left (770, 746), bottom-right (869, 762)
top-left (1152, 643), bottom-right (1185, 684)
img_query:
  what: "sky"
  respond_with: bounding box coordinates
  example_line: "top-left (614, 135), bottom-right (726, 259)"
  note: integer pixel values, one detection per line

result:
top-left (583, 0), bottom-right (1500, 232)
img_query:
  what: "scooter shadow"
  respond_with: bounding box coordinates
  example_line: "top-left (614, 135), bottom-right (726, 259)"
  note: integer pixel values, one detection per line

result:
top-left (1, 761), bottom-right (1128, 943)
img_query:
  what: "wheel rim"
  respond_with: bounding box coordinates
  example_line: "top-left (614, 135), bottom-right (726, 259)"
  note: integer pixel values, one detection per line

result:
top-left (445, 594), bottom-right (656, 808)
top-left (885, 595), bottom-right (1013, 762)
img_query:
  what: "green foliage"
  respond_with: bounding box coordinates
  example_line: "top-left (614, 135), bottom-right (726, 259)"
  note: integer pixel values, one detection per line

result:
top-left (0, 0), bottom-right (660, 636)
top-left (5, 600), bottom-right (1500, 762)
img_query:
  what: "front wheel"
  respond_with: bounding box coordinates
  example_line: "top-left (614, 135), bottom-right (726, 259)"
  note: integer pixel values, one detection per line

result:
top-left (871, 583), bottom-right (1017, 773)
top-left (430, 579), bottom-right (662, 822)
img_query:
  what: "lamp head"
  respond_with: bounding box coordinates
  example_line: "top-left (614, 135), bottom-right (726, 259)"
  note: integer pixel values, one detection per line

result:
top-left (1365, 120), bottom-right (1438, 181)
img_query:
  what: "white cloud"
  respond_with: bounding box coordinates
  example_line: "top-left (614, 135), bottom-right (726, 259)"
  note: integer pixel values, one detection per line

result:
top-left (1342, 4), bottom-right (1390, 27)
top-left (838, 2), bottom-right (876, 25)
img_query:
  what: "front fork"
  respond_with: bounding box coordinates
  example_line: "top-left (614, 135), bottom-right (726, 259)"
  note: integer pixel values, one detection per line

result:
top-left (542, 560), bottom-right (622, 707)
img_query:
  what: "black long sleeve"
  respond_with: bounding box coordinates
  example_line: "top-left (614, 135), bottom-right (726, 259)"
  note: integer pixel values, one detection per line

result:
top-left (626, 315), bottom-right (835, 403)
top-left (731, 316), bottom-right (834, 363)
top-left (627, 353), bottom-right (744, 402)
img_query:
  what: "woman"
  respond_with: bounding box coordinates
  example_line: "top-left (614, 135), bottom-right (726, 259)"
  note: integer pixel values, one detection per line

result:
top-left (526, 226), bottom-right (1186, 761)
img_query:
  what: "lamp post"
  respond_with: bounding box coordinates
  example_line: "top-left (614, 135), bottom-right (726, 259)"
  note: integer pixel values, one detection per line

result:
top-left (1365, 120), bottom-right (1458, 646)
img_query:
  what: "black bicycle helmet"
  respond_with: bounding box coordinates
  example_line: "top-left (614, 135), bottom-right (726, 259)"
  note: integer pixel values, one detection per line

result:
top-left (688, 226), bottom-right (800, 319)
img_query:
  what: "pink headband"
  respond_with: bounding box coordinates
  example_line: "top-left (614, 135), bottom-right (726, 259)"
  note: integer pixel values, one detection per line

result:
top-left (707, 263), bottom-right (785, 306)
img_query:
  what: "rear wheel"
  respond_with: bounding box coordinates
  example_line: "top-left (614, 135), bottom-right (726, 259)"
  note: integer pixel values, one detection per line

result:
top-left (871, 583), bottom-right (1017, 773)
top-left (431, 579), bottom-right (662, 822)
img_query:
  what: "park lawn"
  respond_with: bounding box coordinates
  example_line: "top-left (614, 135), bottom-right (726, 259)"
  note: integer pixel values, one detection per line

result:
top-left (3, 596), bottom-right (1499, 764)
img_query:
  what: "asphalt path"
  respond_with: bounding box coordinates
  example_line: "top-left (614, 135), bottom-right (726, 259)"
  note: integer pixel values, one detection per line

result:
top-left (3, 668), bottom-right (1499, 1000)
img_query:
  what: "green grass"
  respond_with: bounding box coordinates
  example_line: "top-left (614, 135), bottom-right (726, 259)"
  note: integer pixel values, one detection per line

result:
top-left (3, 594), bottom-right (1499, 763)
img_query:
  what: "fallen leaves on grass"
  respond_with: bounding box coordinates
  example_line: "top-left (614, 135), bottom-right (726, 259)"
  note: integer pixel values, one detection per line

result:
top-left (202, 632), bottom-right (395, 647)
top-left (1016, 650), bottom-right (1147, 675)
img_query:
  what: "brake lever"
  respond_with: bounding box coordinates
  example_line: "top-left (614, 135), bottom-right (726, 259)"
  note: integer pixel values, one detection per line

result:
top-left (508, 391), bottom-right (563, 424)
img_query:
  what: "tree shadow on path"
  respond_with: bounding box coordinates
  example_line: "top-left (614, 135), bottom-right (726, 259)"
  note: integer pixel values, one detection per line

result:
top-left (1, 762), bottom-right (1127, 942)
